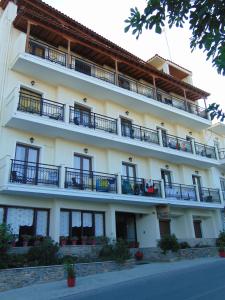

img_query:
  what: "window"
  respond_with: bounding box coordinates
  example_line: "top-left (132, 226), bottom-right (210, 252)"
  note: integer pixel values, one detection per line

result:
top-left (161, 169), bottom-right (172, 186)
top-left (121, 118), bottom-right (133, 138)
top-left (60, 210), bottom-right (105, 243)
top-left (0, 206), bottom-right (49, 245)
top-left (193, 220), bottom-right (202, 238)
top-left (122, 162), bottom-right (136, 179)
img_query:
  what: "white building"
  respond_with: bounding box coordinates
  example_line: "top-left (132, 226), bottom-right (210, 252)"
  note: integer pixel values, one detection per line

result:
top-left (0, 0), bottom-right (224, 248)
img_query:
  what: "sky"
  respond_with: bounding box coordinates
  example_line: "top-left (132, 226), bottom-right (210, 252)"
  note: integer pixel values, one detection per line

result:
top-left (44, 0), bottom-right (224, 110)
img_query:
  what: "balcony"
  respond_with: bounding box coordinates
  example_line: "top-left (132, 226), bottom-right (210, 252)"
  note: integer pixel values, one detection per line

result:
top-left (18, 91), bottom-right (64, 121)
top-left (4, 89), bottom-right (219, 169)
top-left (11, 38), bottom-right (211, 130)
top-left (165, 183), bottom-right (197, 201)
top-left (65, 168), bottom-right (117, 193)
top-left (69, 107), bottom-right (117, 135)
top-left (200, 188), bottom-right (221, 203)
top-left (10, 159), bottom-right (59, 186)
top-left (195, 142), bottom-right (217, 159)
top-left (0, 157), bottom-right (222, 208)
top-left (121, 124), bottom-right (159, 145)
top-left (121, 176), bottom-right (161, 197)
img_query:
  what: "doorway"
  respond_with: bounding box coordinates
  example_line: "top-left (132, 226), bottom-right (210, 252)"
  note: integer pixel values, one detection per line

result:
top-left (159, 219), bottom-right (171, 238)
top-left (116, 212), bottom-right (137, 243)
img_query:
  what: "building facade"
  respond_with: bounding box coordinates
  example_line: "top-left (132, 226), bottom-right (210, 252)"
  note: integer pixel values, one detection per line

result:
top-left (0, 0), bottom-right (225, 248)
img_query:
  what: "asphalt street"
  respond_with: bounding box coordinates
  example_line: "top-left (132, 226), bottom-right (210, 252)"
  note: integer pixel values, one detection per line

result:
top-left (61, 260), bottom-right (225, 300)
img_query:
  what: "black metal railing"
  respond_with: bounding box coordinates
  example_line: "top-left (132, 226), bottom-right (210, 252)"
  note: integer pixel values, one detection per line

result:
top-left (162, 134), bottom-right (192, 153)
top-left (219, 148), bottom-right (225, 160)
top-left (121, 123), bottom-right (159, 145)
top-left (70, 55), bottom-right (115, 84)
top-left (65, 168), bottom-right (117, 193)
top-left (195, 142), bottom-right (217, 159)
top-left (156, 91), bottom-right (208, 119)
top-left (18, 92), bottom-right (64, 121)
top-left (200, 188), bottom-right (221, 203)
top-left (69, 107), bottom-right (117, 134)
top-left (164, 183), bottom-right (197, 201)
top-left (29, 39), bottom-right (67, 66)
top-left (121, 176), bottom-right (161, 197)
top-left (10, 160), bottom-right (59, 186)
top-left (27, 39), bottom-right (208, 121)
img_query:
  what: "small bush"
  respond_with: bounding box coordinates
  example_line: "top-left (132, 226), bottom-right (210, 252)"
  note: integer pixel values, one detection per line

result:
top-left (113, 239), bottom-right (130, 263)
top-left (216, 231), bottom-right (225, 248)
top-left (27, 237), bottom-right (59, 266)
top-left (158, 234), bottom-right (180, 254)
top-left (179, 242), bottom-right (190, 249)
top-left (0, 224), bottom-right (14, 254)
top-left (99, 244), bottom-right (114, 260)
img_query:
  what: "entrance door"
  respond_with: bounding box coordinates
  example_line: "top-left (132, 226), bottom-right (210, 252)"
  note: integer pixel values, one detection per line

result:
top-left (192, 175), bottom-right (202, 200)
top-left (193, 220), bottom-right (202, 238)
top-left (116, 212), bottom-right (137, 243)
top-left (159, 219), bottom-right (171, 238)
top-left (13, 144), bottom-right (39, 183)
top-left (73, 154), bottom-right (92, 189)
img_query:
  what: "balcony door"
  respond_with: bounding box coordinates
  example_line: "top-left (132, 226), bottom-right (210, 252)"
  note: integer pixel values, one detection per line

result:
top-left (74, 104), bottom-right (91, 127)
top-left (121, 118), bottom-right (133, 138)
top-left (122, 162), bottom-right (136, 179)
top-left (73, 154), bottom-right (92, 189)
top-left (19, 88), bottom-right (42, 114)
top-left (161, 169), bottom-right (172, 186)
top-left (12, 144), bottom-right (40, 184)
top-left (193, 220), bottom-right (202, 238)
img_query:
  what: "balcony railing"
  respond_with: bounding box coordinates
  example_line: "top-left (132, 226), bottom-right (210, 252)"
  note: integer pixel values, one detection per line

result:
top-left (219, 149), bottom-right (225, 160)
top-left (27, 39), bottom-right (208, 121)
top-left (164, 183), bottom-right (197, 201)
top-left (121, 176), bottom-right (161, 197)
top-left (69, 107), bottom-right (117, 134)
top-left (162, 134), bottom-right (192, 153)
top-left (10, 160), bottom-right (59, 186)
top-left (121, 124), bottom-right (159, 145)
top-left (195, 142), bottom-right (216, 159)
top-left (200, 188), bottom-right (221, 203)
top-left (65, 168), bottom-right (117, 193)
top-left (18, 92), bottom-right (64, 121)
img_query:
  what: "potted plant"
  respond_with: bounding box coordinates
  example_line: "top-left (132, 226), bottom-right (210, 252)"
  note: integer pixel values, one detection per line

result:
top-left (65, 263), bottom-right (76, 287)
top-left (71, 236), bottom-right (78, 246)
top-left (218, 245), bottom-right (225, 257)
top-left (135, 250), bottom-right (144, 261)
top-left (22, 234), bottom-right (31, 247)
top-left (81, 236), bottom-right (88, 245)
top-left (60, 236), bottom-right (67, 246)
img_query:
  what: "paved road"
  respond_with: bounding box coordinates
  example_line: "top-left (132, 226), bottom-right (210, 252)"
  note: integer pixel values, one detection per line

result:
top-left (61, 260), bottom-right (225, 300)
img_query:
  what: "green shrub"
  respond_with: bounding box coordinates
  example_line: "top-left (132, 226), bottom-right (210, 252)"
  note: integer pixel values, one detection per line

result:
top-left (99, 244), bottom-right (114, 260)
top-left (27, 237), bottom-right (59, 266)
top-left (113, 239), bottom-right (130, 263)
top-left (158, 234), bottom-right (180, 254)
top-left (0, 223), bottom-right (14, 254)
top-left (179, 242), bottom-right (190, 249)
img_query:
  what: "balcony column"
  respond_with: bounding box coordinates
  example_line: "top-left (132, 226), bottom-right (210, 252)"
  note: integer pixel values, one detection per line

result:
top-left (152, 76), bottom-right (157, 99)
top-left (183, 89), bottom-right (188, 111)
top-left (49, 201), bottom-right (61, 243)
top-left (117, 117), bottom-right (122, 136)
top-left (117, 173), bottom-right (122, 194)
top-left (157, 128), bottom-right (163, 147)
top-left (214, 145), bottom-right (219, 160)
top-left (194, 185), bottom-right (200, 202)
top-left (114, 59), bottom-right (119, 86)
top-left (59, 164), bottom-right (65, 189)
top-left (67, 39), bottom-right (71, 68)
top-left (160, 181), bottom-right (166, 198)
top-left (25, 20), bottom-right (32, 52)
top-left (0, 155), bottom-right (11, 186)
top-left (64, 104), bottom-right (70, 124)
top-left (191, 139), bottom-right (196, 155)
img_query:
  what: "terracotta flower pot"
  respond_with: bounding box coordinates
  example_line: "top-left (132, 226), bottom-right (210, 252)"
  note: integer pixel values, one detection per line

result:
top-left (219, 251), bottom-right (225, 258)
top-left (67, 277), bottom-right (76, 287)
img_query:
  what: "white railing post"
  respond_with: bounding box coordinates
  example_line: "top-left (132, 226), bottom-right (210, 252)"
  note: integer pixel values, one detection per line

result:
top-left (64, 104), bottom-right (70, 124)
top-left (194, 185), bottom-right (200, 202)
top-left (214, 146), bottom-right (219, 160)
top-left (191, 139), bottom-right (196, 155)
top-left (117, 118), bottom-right (122, 136)
top-left (117, 173), bottom-right (122, 194)
top-left (0, 155), bottom-right (11, 187)
top-left (219, 190), bottom-right (224, 204)
top-left (160, 181), bottom-right (165, 198)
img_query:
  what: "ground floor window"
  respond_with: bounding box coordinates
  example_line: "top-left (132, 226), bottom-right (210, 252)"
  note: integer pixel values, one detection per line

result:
top-left (60, 209), bottom-right (105, 244)
top-left (0, 205), bottom-right (49, 246)
top-left (193, 220), bottom-right (202, 238)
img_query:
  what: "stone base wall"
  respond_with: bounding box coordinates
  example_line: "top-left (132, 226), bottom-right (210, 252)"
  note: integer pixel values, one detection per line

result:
top-left (130, 246), bottom-right (218, 261)
top-left (177, 238), bottom-right (216, 247)
top-left (0, 260), bottom-right (134, 292)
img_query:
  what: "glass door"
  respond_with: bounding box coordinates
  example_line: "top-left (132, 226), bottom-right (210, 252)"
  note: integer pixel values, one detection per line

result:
top-left (74, 154), bottom-right (92, 189)
top-left (74, 104), bottom-right (91, 127)
top-left (13, 144), bottom-right (39, 184)
top-left (161, 169), bottom-right (172, 186)
top-left (121, 118), bottom-right (133, 138)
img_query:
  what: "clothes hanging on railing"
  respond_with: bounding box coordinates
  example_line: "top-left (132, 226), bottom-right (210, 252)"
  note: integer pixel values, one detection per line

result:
top-left (144, 179), bottom-right (154, 193)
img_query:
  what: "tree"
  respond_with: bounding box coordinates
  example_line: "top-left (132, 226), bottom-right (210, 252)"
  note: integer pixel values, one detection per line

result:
top-left (125, 0), bottom-right (225, 76)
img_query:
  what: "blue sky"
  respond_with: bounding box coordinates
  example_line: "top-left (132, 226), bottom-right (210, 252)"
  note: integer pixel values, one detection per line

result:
top-left (44, 0), bottom-right (224, 110)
